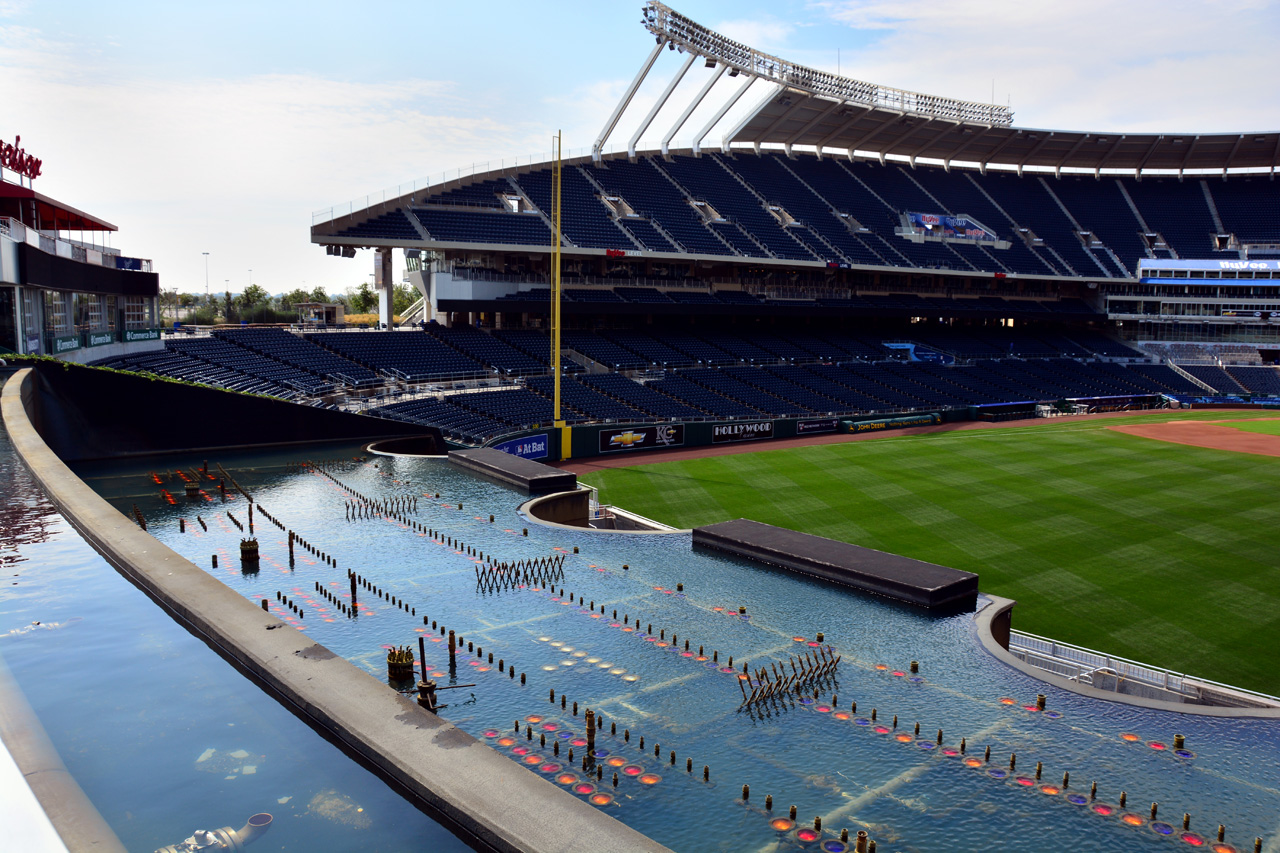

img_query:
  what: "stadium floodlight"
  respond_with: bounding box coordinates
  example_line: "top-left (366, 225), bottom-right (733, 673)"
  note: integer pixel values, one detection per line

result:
top-left (637, 1), bottom-right (1013, 127)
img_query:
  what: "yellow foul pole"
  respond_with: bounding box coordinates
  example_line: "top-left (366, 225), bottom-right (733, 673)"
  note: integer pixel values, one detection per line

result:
top-left (552, 132), bottom-right (567, 456)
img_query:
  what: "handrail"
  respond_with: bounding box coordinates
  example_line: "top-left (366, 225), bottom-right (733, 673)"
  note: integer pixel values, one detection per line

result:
top-left (1009, 629), bottom-right (1280, 707)
top-left (0, 216), bottom-right (152, 272)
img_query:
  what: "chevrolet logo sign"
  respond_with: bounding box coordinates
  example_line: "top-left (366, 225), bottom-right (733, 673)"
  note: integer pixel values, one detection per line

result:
top-left (609, 431), bottom-right (646, 448)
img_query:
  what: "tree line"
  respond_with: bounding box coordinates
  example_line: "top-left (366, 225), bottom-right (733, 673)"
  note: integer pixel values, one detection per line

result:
top-left (172, 282), bottom-right (419, 325)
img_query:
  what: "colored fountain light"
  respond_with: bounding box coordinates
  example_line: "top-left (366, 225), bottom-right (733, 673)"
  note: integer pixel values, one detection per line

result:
top-left (68, 446), bottom-right (1280, 853)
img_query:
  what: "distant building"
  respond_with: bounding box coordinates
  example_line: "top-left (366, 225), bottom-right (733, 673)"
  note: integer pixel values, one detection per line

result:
top-left (1, 139), bottom-right (161, 361)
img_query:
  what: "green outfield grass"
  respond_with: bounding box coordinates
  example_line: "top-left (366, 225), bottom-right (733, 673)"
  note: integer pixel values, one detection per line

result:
top-left (582, 410), bottom-right (1280, 696)
top-left (1219, 418), bottom-right (1280, 436)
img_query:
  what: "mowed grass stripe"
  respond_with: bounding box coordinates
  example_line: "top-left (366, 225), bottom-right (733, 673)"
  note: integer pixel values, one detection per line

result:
top-left (583, 422), bottom-right (1280, 695)
top-left (1220, 418), bottom-right (1280, 436)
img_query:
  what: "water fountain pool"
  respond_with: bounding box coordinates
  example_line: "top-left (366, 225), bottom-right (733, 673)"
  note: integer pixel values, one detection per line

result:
top-left (69, 444), bottom-right (1280, 853)
top-left (0, 425), bottom-right (472, 853)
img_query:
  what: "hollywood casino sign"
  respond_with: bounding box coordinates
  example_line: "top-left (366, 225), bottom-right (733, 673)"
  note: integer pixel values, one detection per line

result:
top-left (1, 135), bottom-right (43, 181)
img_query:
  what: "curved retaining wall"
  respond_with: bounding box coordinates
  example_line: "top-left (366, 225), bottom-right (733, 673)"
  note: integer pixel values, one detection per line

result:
top-left (0, 650), bottom-right (128, 853)
top-left (973, 597), bottom-right (1280, 719)
top-left (2, 369), bottom-right (669, 853)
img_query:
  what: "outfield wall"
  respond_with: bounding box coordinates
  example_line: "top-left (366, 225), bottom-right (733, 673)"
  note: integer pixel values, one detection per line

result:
top-left (14, 359), bottom-right (440, 462)
top-left (486, 410), bottom-right (966, 462)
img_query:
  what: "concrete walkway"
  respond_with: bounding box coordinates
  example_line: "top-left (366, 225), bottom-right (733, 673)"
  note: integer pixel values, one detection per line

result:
top-left (0, 735), bottom-right (70, 853)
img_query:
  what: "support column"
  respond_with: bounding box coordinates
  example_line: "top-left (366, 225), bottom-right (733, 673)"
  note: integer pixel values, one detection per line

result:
top-left (376, 248), bottom-right (394, 328)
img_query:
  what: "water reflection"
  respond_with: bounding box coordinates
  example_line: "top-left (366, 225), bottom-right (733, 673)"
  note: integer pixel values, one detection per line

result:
top-left (0, 439), bottom-right (59, 572)
top-left (78, 447), bottom-right (1280, 853)
top-left (0, 424), bottom-right (472, 853)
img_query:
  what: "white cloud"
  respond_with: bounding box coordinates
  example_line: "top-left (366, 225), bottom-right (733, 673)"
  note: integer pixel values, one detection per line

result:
top-left (714, 17), bottom-right (795, 53)
top-left (813, 0), bottom-right (1280, 132)
top-left (2, 34), bottom-right (540, 294)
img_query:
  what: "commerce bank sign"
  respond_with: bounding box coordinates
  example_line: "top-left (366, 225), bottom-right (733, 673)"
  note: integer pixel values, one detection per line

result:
top-left (1, 135), bottom-right (43, 181)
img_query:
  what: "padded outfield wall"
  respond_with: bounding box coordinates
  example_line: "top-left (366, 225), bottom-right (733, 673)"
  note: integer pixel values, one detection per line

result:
top-left (484, 408), bottom-right (974, 463)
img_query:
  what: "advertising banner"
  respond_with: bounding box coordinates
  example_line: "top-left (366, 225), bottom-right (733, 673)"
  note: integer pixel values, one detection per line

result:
top-left (49, 334), bottom-right (80, 354)
top-left (843, 413), bottom-right (941, 434)
top-left (796, 418), bottom-right (838, 435)
top-left (712, 421), bottom-right (774, 444)
top-left (123, 328), bottom-right (160, 342)
top-left (598, 424), bottom-right (685, 453)
top-left (84, 330), bottom-right (116, 347)
top-left (905, 212), bottom-right (997, 243)
top-left (491, 433), bottom-right (549, 460)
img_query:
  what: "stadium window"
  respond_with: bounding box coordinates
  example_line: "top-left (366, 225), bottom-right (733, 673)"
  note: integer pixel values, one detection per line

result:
top-left (43, 290), bottom-right (70, 335)
top-left (123, 296), bottom-right (148, 329)
top-left (22, 290), bottom-right (40, 341)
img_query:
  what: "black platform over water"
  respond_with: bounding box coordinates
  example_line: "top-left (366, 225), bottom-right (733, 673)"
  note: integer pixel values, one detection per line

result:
top-left (448, 448), bottom-right (577, 495)
top-left (692, 519), bottom-right (978, 611)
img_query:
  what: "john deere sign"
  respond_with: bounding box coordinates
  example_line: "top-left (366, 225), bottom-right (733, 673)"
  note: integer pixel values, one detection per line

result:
top-left (84, 330), bottom-right (116, 347)
top-left (123, 328), bottom-right (160, 342)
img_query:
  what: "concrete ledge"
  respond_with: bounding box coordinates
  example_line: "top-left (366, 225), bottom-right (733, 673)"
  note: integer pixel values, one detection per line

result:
top-left (973, 596), bottom-right (1280, 719)
top-left (692, 519), bottom-right (978, 611)
top-left (2, 369), bottom-right (670, 853)
top-left (521, 488), bottom-right (592, 527)
top-left (366, 435), bottom-right (444, 456)
top-left (519, 492), bottom-right (683, 535)
top-left (0, 650), bottom-right (126, 853)
top-left (450, 448), bottom-right (576, 495)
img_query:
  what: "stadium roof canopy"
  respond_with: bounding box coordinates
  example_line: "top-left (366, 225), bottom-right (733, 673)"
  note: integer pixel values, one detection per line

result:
top-left (594, 2), bottom-right (1280, 177)
top-left (0, 181), bottom-right (117, 231)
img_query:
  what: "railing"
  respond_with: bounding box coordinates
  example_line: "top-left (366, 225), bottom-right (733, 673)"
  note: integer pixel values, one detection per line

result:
top-left (1008, 630), bottom-right (1280, 709)
top-left (0, 217), bottom-right (152, 272)
top-left (642, 2), bottom-right (1013, 128)
top-left (312, 142), bottom-right (645, 228)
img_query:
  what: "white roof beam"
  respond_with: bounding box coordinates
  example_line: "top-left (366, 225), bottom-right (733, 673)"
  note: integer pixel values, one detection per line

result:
top-left (593, 39), bottom-right (666, 162)
top-left (1092, 135), bottom-right (1127, 178)
top-left (1222, 134), bottom-right (1245, 178)
top-left (640, 1), bottom-right (1013, 127)
top-left (1178, 135), bottom-right (1201, 179)
top-left (628, 52), bottom-right (696, 159)
top-left (662, 63), bottom-right (728, 157)
top-left (845, 112), bottom-right (905, 161)
top-left (979, 130), bottom-right (1024, 174)
top-left (1053, 134), bottom-right (1092, 178)
top-left (941, 126), bottom-right (992, 171)
top-left (1133, 136), bottom-right (1165, 179)
top-left (1015, 132), bottom-right (1056, 176)
top-left (753, 91), bottom-right (811, 144)
top-left (813, 105), bottom-right (875, 152)
top-left (783, 97), bottom-right (848, 147)
top-left (720, 84), bottom-right (782, 152)
top-left (894, 118), bottom-right (937, 167)
top-left (693, 74), bottom-right (756, 156)
top-left (906, 120), bottom-right (961, 166)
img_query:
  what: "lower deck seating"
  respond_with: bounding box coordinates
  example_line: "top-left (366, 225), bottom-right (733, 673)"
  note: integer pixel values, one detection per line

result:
top-left (307, 331), bottom-right (488, 380)
top-left (217, 328), bottom-right (379, 386)
top-left (1177, 364), bottom-right (1249, 394)
top-left (1225, 366), bottom-right (1280, 395)
top-left (370, 398), bottom-right (509, 443)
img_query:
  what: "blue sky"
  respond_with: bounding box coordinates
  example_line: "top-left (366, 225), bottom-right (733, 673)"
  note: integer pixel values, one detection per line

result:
top-left (2, 0), bottom-right (1276, 297)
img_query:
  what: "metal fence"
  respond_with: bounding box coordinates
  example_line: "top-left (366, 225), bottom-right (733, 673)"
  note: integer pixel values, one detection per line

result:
top-left (1008, 630), bottom-right (1280, 709)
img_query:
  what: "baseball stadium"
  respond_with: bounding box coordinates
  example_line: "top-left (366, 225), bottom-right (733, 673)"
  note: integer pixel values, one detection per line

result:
top-left (2, 4), bottom-right (1280, 852)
